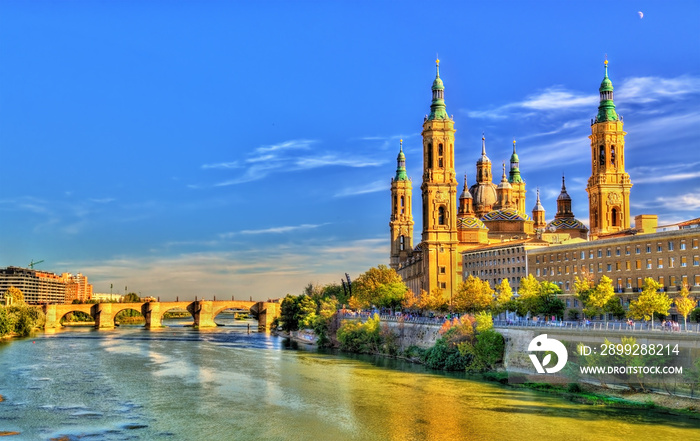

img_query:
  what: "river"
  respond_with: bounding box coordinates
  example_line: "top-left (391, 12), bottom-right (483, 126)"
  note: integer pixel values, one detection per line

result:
top-left (0, 316), bottom-right (698, 440)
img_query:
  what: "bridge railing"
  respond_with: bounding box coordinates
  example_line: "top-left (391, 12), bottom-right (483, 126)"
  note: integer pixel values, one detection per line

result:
top-left (492, 319), bottom-right (700, 334)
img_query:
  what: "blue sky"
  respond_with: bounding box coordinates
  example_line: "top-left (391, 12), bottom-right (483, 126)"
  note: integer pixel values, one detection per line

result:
top-left (1, 1), bottom-right (699, 300)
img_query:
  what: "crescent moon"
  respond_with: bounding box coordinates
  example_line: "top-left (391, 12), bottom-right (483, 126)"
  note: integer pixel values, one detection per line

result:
top-left (638, 11), bottom-right (643, 19)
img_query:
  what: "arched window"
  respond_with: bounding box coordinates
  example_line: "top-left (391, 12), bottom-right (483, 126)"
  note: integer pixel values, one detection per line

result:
top-left (438, 206), bottom-right (446, 225)
top-left (400, 196), bottom-right (405, 214)
top-left (400, 235), bottom-right (405, 251)
top-left (427, 143), bottom-right (433, 169)
top-left (393, 196), bottom-right (397, 215)
top-left (438, 144), bottom-right (444, 168)
top-left (611, 208), bottom-right (618, 227)
top-left (599, 145), bottom-right (605, 165)
top-left (610, 146), bottom-right (616, 165)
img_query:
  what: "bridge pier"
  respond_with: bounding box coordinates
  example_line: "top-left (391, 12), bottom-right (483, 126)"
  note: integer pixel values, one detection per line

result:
top-left (94, 303), bottom-right (115, 329)
top-left (192, 300), bottom-right (217, 328)
top-left (44, 304), bottom-right (59, 329)
top-left (255, 302), bottom-right (279, 331)
top-left (144, 302), bottom-right (162, 329)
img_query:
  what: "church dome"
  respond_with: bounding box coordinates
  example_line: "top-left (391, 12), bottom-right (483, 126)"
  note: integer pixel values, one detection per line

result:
top-left (482, 208), bottom-right (531, 222)
top-left (546, 218), bottom-right (588, 231)
top-left (458, 217), bottom-right (487, 230)
top-left (469, 182), bottom-right (498, 207)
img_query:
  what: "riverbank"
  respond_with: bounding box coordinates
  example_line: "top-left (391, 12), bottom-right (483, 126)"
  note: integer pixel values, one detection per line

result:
top-left (478, 371), bottom-right (700, 418)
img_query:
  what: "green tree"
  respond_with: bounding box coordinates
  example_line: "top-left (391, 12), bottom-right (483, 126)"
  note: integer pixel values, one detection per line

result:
top-left (123, 292), bottom-right (140, 303)
top-left (279, 294), bottom-right (301, 332)
top-left (628, 278), bottom-right (671, 325)
top-left (605, 296), bottom-right (626, 320)
top-left (322, 282), bottom-right (348, 306)
top-left (674, 284), bottom-right (696, 329)
top-left (453, 275), bottom-right (493, 313)
top-left (296, 295), bottom-right (317, 329)
top-left (587, 276), bottom-right (617, 323)
top-left (535, 281), bottom-right (565, 320)
top-left (492, 279), bottom-right (513, 314)
top-left (516, 274), bottom-right (541, 317)
top-left (351, 265), bottom-right (407, 310)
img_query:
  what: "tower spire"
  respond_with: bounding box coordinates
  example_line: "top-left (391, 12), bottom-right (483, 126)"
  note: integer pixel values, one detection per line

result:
top-left (428, 58), bottom-right (448, 121)
top-left (394, 139), bottom-right (408, 181)
top-left (596, 58), bottom-right (619, 123)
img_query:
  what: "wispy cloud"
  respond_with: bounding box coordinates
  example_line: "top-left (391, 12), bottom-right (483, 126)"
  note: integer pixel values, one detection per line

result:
top-left (466, 87), bottom-right (596, 120)
top-left (219, 223), bottom-right (328, 238)
top-left (198, 138), bottom-right (386, 187)
top-left (70, 237), bottom-right (388, 300)
top-left (617, 75), bottom-right (700, 104)
top-left (334, 180), bottom-right (387, 198)
top-left (465, 74), bottom-right (700, 121)
top-left (630, 162), bottom-right (700, 184)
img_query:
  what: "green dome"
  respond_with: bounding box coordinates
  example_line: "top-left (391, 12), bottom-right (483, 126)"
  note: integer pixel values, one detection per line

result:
top-left (432, 76), bottom-right (444, 91)
top-left (394, 141), bottom-right (408, 181)
top-left (595, 60), bottom-right (618, 123)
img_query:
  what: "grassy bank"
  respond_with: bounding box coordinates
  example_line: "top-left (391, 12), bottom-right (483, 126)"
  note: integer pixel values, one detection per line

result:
top-left (478, 371), bottom-right (700, 418)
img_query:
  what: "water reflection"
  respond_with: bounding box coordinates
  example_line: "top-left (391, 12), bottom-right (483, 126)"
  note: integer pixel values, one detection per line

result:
top-left (0, 324), bottom-right (697, 440)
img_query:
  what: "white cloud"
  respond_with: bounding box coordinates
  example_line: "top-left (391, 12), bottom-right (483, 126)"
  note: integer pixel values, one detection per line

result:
top-left (629, 162), bottom-right (700, 184)
top-left (200, 138), bottom-right (386, 187)
top-left (617, 75), bottom-right (700, 104)
top-left (464, 74), bottom-right (700, 121)
top-left (334, 180), bottom-right (387, 198)
top-left (72, 237), bottom-right (388, 300)
top-left (219, 223), bottom-right (328, 238)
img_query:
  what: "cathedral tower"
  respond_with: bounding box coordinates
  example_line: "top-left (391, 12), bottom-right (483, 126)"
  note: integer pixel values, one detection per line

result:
top-left (390, 140), bottom-right (414, 269)
top-left (586, 59), bottom-right (632, 238)
top-left (532, 188), bottom-right (546, 230)
top-left (469, 135), bottom-right (498, 217)
top-left (509, 140), bottom-right (526, 214)
top-left (420, 58), bottom-right (458, 297)
top-left (495, 163), bottom-right (513, 210)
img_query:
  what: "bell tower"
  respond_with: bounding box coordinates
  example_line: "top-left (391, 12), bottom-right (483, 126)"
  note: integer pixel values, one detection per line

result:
top-left (509, 140), bottom-right (526, 214)
top-left (420, 58), bottom-right (458, 298)
top-left (586, 59), bottom-right (632, 238)
top-left (390, 140), bottom-right (414, 269)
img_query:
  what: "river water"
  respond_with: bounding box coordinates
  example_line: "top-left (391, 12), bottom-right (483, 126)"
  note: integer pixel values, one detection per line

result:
top-left (0, 316), bottom-right (698, 440)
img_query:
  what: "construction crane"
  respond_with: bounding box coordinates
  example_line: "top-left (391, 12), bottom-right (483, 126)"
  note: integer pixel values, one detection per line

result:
top-left (28, 259), bottom-right (44, 269)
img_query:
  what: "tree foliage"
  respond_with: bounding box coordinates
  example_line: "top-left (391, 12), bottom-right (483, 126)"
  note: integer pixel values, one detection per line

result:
top-left (628, 278), bottom-right (671, 323)
top-left (351, 265), bottom-right (407, 310)
top-left (417, 288), bottom-right (449, 313)
top-left (675, 285), bottom-right (696, 328)
top-left (513, 275), bottom-right (564, 319)
top-left (123, 292), bottom-right (141, 303)
top-left (0, 304), bottom-right (45, 337)
top-left (585, 276), bottom-right (617, 322)
top-left (4, 287), bottom-right (24, 305)
top-left (492, 279), bottom-right (513, 314)
top-left (453, 275), bottom-right (493, 313)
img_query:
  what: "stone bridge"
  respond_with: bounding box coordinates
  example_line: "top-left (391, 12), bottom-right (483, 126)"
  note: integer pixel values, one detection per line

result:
top-left (43, 300), bottom-right (280, 331)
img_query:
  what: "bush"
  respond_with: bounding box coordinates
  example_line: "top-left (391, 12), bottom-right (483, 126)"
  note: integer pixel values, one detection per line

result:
top-left (461, 329), bottom-right (505, 372)
top-left (567, 383), bottom-right (583, 393)
top-left (336, 314), bottom-right (382, 354)
top-left (0, 305), bottom-right (45, 337)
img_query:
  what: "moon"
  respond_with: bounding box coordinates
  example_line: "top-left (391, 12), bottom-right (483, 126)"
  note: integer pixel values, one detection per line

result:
top-left (638, 11), bottom-right (643, 19)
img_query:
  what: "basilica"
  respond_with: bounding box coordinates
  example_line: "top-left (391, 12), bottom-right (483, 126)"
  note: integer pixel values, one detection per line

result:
top-left (390, 59), bottom-right (631, 298)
